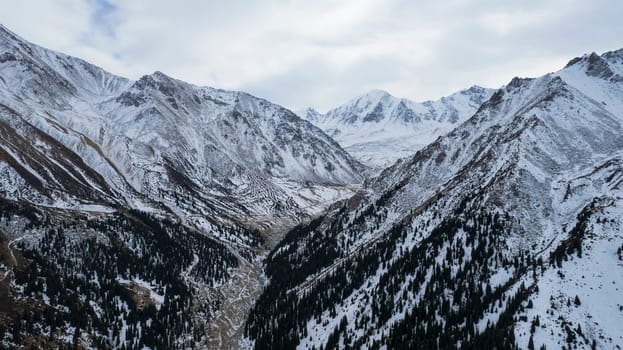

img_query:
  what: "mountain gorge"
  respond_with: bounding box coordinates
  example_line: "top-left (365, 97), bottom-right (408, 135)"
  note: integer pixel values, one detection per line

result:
top-left (0, 23), bottom-right (622, 350)
top-left (0, 25), bottom-right (362, 349)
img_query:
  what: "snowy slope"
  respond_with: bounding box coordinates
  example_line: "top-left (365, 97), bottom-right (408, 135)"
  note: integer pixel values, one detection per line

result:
top-left (298, 86), bottom-right (494, 169)
top-left (245, 49), bottom-right (623, 350)
top-left (0, 24), bottom-right (363, 231)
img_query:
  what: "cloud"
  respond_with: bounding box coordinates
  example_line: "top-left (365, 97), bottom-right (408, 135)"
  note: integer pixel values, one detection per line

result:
top-left (0, 0), bottom-right (91, 49)
top-left (1, 0), bottom-right (622, 111)
top-left (90, 0), bottom-right (118, 37)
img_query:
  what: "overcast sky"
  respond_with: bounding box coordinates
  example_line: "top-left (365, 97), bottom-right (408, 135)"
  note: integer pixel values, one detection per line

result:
top-left (1, 0), bottom-right (622, 111)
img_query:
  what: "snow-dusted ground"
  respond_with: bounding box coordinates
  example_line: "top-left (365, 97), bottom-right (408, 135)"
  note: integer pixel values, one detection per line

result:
top-left (515, 200), bottom-right (623, 349)
top-left (117, 277), bottom-right (165, 310)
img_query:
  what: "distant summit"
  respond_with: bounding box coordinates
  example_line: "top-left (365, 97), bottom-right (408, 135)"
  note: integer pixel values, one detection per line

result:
top-left (297, 86), bottom-right (495, 170)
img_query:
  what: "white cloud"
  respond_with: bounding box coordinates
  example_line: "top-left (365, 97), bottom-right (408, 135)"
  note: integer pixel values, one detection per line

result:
top-left (1, 0), bottom-right (622, 110)
top-left (0, 0), bottom-right (92, 49)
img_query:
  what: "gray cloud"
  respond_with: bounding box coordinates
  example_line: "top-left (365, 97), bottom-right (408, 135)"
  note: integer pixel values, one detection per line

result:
top-left (1, 0), bottom-right (622, 111)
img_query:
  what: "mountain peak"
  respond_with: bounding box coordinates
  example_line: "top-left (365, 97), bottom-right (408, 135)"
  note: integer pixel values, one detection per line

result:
top-left (295, 107), bottom-right (323, 123)
top-left (151, 70), bottom-right (174, 80)
top-left (131, 71), bottom-right (180, 91)
top-left (302, 106), bottom-right (321, 116)
top-left (465, 84), bottom-right (487, 93)
top-left (563, 51), bottom-right (616, 80)
top-left (0, 24), bottom-right (26, 46)
top-left (361, 89), bottom-right (392, 101)
top-left (603, 47), bottom-right (623, 60)
top-left (564, 53), bottom-right (588, 68)
top-left (565, 51), bottom-right (605, 67)
top-left (0, 23), bottom-right (14, 36)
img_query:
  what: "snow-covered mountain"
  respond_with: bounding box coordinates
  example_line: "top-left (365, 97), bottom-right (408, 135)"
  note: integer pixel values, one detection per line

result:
top-left (0, 24), bottom-right (362, 227)
top-left (245, 49), bottom-right (623, 349)
top-left (298, 86), bottom-right (494, 169)
top-left (0, 24), bottom-right (362, 349)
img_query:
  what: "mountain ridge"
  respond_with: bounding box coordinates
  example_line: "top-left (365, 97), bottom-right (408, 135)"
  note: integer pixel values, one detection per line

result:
top-left (245, 47), bottom-right (623, 350)
top-left (0, 23), bottom-right (364, 228)
top-left (297, 85), bottom-right (495, 170)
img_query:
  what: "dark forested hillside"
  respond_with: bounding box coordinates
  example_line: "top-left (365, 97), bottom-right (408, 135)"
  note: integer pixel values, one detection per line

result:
top-left (0, 198), bottom-right (251, 349)
top-left (246, 200), bottom-right (540, 349)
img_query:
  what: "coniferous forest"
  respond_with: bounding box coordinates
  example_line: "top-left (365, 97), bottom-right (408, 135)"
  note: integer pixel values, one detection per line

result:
top-left (0, 198), bottom-right (253, 349)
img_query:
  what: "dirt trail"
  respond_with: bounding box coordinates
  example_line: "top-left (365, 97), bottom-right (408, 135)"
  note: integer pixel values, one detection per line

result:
top-left (203, 256), bottom-right (263, 350)
top-left (0, 231), bottom-right (22, 282)
top-left (0, 236), bottom-right (17, 268)
top-left (201, 217), bottom-right (299, 350)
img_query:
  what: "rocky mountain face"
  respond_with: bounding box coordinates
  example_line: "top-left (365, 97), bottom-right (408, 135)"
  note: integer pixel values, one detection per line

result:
top-left (245, 49), bottom-right (623, 349)
top-left (298, 86), bottom-right (494, 170)
top-left (0, 25), bottom-right (362, 349)
top-left (0, 24), bottom-right (363, 225)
